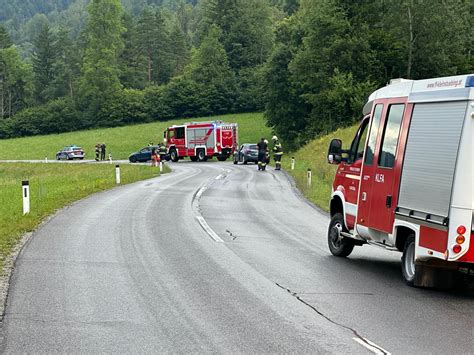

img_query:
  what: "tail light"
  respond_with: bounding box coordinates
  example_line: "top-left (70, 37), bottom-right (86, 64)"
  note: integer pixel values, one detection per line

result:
top-left (457, 225), bottom-right (466, 235)
top-left (456, 235), bottom-right (465, 244)
top-left (452, 244), bottom-right (462, 254)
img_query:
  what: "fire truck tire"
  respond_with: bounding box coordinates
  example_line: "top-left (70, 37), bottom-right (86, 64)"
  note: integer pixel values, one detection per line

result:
top-left (401, 235), bottom-right (417, 286)
top-left (170, 149), bottom-right (179, 162)
top-left (328, 213), bottom-right (355, 257)
top-left (197, 149), bottom-right (206, 162)
top-left (190, 156), bottom-right (198, 162)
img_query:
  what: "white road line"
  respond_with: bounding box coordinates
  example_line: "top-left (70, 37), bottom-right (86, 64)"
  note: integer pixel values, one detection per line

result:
top-left (352, 337), bottom-right (391, 355)
top-left (195, 216), bottom-right (224, 243)
top-left (215, 174), bottom-right (224, 180)
top-left (195, 186), bottom-right (207, 200)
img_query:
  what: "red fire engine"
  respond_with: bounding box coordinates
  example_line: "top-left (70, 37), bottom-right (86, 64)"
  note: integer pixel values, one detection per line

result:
top-left (163, 121), bottom-right (238, 162)
top-left (327, 74), bottom-right (473, 287)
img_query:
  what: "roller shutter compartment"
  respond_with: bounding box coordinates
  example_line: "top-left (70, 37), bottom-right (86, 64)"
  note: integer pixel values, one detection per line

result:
top-left (397, 101), bottom-right (468, 221)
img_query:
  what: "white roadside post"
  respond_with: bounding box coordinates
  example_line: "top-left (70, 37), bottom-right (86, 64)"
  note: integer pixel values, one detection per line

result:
top-left (44, 156), bottom-right (48, 163)
top-left (109, 153), bottom-right (112, 164)
top-left (115, 165), bottom-right (121, 184)
top-left (291, 157), bottom-right (295, 170)
top-left (159, 161), bottom-right (163, 173)
top-left (22, 180), bottom-right (30, 215)
top-left (307, 168), bottom-right (312, 188)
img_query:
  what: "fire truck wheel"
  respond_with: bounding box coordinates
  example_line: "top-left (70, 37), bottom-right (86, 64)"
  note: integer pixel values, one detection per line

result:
top-left (401, 235), bottom-right (417, 286)
top-left (327, 213), bottom-right (354, 257)
top-left (170, 149), bottom-right (179, 162)
top-left (197, 149), bottom-right (206, 162)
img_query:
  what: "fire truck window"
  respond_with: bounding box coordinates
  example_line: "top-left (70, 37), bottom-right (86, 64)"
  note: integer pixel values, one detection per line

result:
top-left (378, 104), bottom-right (404, 168)
top-left (364, 104), bottom-right (383, 165)
top-left (176, 127), bottom-right (185, 139)
top-left (169, 130), bottom-right (175, 139)
top-left (349, 118), bottom-right (369, 163)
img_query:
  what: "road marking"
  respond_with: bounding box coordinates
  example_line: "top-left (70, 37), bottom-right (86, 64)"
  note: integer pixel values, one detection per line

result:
top-left (195, 186), bottom-right (207, 200)
top-left (195, 216), bottom-right (224, 242)
top-left (352, 337), bottom-right (391, 355)
top-left (215, 174), bottom-right (224, 180)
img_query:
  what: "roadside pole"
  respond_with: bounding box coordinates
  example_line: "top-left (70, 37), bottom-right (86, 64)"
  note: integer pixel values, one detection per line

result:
top-left (115, 165), bottom-right (121, 184)
top-left (159, 161), bottom-right (163, 173)
top-left (22, 180), bottom-right (30, 215)
top-left (291, 157), bottom-right (295, 170)
top-left (307, 168), bottom-right (312, 188)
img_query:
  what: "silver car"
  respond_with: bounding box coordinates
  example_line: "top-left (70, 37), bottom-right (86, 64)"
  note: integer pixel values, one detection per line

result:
top-left (233, 144), bottom-right (258, 164)
top-left (56, 146), bottom-right (85, 160)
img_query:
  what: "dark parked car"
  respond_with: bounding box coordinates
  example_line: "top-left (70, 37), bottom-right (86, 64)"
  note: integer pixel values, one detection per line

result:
top-left (129, 145), bottom-right (160, 163)
top-left (233, 143), bottom-right (258, 164)
top-left (56, 146), bottom-right (85, 160)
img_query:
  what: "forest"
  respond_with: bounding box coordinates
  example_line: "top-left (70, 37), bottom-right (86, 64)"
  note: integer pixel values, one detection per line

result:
top-left (0, 0), bottom-right (472, 147)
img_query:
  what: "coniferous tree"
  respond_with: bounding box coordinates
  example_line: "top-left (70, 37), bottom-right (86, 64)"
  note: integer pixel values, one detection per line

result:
top-left (136, 6), bottom-right (172, 85)
top-left (119, 13), bottom-right (147, 89)
top-left (0, 25), bottom-right (13, 49)
top-left (79, 0), bottom-right (125, 118)
top-left (32, 23), bottom-right (57, 103)
top-left (51, 27), bottom-right (81, 99)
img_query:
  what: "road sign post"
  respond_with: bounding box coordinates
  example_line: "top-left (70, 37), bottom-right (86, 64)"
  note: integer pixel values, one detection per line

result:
top-left (22, 180), bottom-right (30, 215)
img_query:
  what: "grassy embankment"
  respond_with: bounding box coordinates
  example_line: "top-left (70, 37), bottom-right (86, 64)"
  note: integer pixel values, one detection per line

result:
top-left (0, 112), bottom-right (271, 160)
top-left (0, 163), bottom-right (166, 269)
top-left (281, 124), bottom-right (358, 212)
top-left (0, 112), bottom-right (270, 270)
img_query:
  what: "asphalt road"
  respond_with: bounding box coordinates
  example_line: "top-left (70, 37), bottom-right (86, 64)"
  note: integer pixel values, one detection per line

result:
top-left (1, 162), bottom-right (472, 353)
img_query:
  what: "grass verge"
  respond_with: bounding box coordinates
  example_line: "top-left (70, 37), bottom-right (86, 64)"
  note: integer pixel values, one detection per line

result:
top-left (0, 112), bottom-right (271, 160)
top-left (0, 162), bottom-right (168, 270)
top-left (280, 124), bottom-right (358, 212)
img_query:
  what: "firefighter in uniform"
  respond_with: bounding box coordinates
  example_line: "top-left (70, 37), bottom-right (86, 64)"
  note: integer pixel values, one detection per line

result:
top-left (272, 135), bottom-right (283, 170)
top-left (257, 138), bottom-right (268, 171)
top-left (158, 143), bottom-right (167, 162)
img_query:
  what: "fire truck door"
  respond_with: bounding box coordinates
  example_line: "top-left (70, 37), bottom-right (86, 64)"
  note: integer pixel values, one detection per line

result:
top-left (358, 101), bottom-right (406, 234)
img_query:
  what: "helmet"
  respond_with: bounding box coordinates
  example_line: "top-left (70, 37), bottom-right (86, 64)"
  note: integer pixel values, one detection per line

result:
top-left (264, 139), bottom-right (268, 144)
top-left (272, 135), bottom-right (278, 141)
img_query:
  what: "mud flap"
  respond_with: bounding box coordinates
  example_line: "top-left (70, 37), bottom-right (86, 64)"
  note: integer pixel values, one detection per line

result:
top-left (414, 264), bottom-right (458, 289)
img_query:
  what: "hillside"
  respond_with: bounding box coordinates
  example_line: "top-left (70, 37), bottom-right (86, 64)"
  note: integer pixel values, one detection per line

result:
top-left (282, 123), bottom-right (359, 212)
top-left (0, 112), bottom-right (271, 160)
top-left (0, 0), bottom-right (197, 22)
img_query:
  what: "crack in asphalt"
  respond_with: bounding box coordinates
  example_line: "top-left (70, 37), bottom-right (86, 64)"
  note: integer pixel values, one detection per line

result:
top-left (225, 229), bottom-right (238, 240)
top-left (275, 283), bottom-right (389, 355)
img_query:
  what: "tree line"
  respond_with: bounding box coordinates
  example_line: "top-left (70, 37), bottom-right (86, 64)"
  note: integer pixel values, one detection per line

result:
top-left (0, 0), bottom-right (472, 147)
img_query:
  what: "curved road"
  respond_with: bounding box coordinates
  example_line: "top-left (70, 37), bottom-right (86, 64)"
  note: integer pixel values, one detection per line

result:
top-left (1, 162), bottom-right (472, 353)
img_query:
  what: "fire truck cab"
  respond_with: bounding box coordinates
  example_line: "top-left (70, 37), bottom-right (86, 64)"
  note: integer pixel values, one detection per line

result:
top-left (164, 121), bottom-right (238, 162)
top-left (327, 74), bottom-right (473, 287)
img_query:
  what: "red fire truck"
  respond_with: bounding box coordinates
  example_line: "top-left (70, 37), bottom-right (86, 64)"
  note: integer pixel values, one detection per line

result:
top-left (163, 121), bottom-right (238, 162)
top-left (327, 74), bottom-right (473, 287)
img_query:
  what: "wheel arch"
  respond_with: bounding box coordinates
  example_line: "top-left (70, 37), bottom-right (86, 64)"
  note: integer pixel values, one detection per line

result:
top-left (393, 220), bottom-right (419, 252)
top-left (330, 191), bottom-right (349, 230)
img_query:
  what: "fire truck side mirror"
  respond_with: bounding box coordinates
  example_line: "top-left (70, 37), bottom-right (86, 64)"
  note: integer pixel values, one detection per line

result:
top-left (328, 139), bottom-right (343, 164)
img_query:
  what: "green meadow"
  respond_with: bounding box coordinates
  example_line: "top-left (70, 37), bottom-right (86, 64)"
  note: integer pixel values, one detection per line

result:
top-left (0, 163), bottom-right (167, 270)
top-left (0, 112), bottom-right (271, 160)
